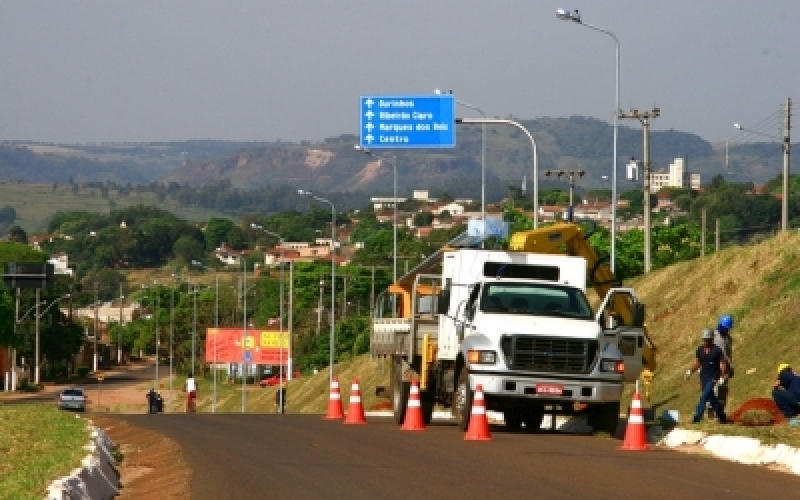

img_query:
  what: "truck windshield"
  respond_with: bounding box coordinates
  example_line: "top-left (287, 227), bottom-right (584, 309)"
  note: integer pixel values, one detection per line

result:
top-left (480, 282), bottom-right (593, 319)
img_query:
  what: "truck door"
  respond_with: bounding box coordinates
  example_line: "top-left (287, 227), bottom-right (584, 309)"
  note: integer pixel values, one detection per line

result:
top-left (594, 288), bottom-right (645, 383)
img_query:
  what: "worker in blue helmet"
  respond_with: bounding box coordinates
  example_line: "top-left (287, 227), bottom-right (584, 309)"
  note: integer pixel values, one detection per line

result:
top-left (709, 314), bottom-right (735, 418)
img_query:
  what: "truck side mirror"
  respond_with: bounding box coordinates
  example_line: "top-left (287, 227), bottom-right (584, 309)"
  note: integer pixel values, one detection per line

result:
top-left (632, 303), bottom-right (646, 328)
top-left (437, 290), bottom-right (450, 315)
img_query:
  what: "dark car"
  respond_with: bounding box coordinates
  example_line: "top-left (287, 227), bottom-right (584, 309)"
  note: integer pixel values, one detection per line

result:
top-left (57, 387), bottom-right (87, 412)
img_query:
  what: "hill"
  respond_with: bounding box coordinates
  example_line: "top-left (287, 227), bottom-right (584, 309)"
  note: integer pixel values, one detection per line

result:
top-left (634, 230), bottom-right (800, 424)
top-left (3, 117), bottom-right (789, 197)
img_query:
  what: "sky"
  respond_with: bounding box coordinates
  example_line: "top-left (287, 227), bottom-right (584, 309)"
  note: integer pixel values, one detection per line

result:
top-left (0, 1), bottom-right (798, 145)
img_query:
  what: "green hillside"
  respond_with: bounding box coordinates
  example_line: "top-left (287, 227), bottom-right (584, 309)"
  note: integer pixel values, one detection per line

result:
top-left (636, 231), bottom-right (800, 426)
top-left (0, 182), bottom-right (229, 232)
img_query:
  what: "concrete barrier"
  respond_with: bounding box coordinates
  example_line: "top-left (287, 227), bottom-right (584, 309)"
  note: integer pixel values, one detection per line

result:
top-left (660, 427), bottom-right (800, 476)
top-left (46, 421), bottom-right (120, 500)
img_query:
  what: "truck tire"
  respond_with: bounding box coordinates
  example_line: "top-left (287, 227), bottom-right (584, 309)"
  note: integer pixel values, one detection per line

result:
top-left (453, 369), bottom-right (473, 431)
top-left (392, 359), bottom-right (410, 425)
top-left (587, 401), bottom-right (621, 435)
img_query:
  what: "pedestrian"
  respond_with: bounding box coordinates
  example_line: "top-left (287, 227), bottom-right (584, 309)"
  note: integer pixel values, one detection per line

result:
top-left (185, 373), bottom-right (197, 413)
top-left (275, 384), bottom-right (287, 414)
top-left (146, 388), bottom-right (160, 414)
top-left (684, 328), bottom-right (729, 424)
top-left (710, 314), bottom-right (735, 417)
top-left (772, 363), bottom-right (800, 424)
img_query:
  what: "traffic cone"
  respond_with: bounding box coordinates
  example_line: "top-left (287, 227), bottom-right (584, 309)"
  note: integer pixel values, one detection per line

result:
top-left (464, 384), bottom-right (492, 441)
top-left (401, 378), bottom-right (426, 431)
top-left (344, 378), bottom-right (367, 425)
top-left (322, 376), bottom-right (344, 420)
top-left (619, 390), bottom-right (648, 451)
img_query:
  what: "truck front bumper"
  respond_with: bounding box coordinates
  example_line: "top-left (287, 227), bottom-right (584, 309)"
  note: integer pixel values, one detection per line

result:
top-left (469, 370), bottom-right (622, 403)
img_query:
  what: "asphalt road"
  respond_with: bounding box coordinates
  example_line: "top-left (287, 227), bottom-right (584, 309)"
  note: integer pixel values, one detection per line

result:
top-left (114, 413), bottom-right (800, 500)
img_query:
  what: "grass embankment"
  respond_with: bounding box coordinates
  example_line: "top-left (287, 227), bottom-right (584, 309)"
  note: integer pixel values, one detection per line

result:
top-left (631, 230), bottom-right (800, 444)
top-left (0, 405), bottom-right (88, 500)
top-left (109, 355), bottom-right (392, 415)
top-left (0, 182), bottom-right (226, 231)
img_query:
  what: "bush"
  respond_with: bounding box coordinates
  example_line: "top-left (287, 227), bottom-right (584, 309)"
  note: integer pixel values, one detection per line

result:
top-left (76, 366), bottom-right (90, 377)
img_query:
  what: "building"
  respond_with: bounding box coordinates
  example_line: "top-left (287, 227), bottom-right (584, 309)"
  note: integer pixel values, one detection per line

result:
top-left (650, 157), bottom-right (701, 193)
top-left (47, 253), bottom-right (74, 276)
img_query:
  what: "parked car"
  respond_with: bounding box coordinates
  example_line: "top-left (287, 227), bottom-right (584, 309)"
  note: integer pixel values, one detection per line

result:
top-left (259, 372), bottom-right (301, 387)
top-left (57, 387), bottom-right (87, 412)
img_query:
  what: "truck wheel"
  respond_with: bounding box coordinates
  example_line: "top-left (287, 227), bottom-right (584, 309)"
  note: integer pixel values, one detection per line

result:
top-left (587, 402), bottom-right (621, 435)
top-left (392, 360), bottom-right (410, 425)
top-left (453, 369), bottom-right (473, 431)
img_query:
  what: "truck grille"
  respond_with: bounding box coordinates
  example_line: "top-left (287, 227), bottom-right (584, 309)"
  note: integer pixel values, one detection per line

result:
top-left (507, 336), bottom-right (597, 374)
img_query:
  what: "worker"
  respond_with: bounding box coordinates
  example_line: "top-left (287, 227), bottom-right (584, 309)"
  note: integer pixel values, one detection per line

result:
top-left (685, 328), bottom-right (728, 424)
top-left (772, 363), bottom-right (800, 423)
top-left (710, 314), bottom-right (735, 417)
top-left (185, 373), bottom-right (197, 413)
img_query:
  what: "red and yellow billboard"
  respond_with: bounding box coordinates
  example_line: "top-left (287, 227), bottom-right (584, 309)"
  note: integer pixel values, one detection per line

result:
top-left (204, 328), bottom-right (289, 364)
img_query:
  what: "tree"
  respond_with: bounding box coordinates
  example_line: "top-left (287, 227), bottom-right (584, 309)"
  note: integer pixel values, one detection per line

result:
top-left (413, 211), bottom-right (433, 227)
top-left (8, 225), bottom-right (27, 244)
top-left (173, 235), bottom-right (205, 265)
top-left (0, 289), bottom-right (14, 347)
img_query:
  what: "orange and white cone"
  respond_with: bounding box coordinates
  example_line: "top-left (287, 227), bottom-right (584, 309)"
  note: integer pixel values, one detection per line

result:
top-left (619, 390), bottom-right (648, 451)
top-left (401, 378), bottom-right (426, 431)
top-left (322, 376), bottom-right (344, 420)
top-left (344, 378), bottom-right (367, 425)
top-left (464, 384), bottom-right (492, 441)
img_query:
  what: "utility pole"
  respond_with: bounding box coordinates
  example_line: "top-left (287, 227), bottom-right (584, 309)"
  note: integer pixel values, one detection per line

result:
top-left (118, 284), bottom-right (124, 364)
top-left (544, 169), bottom-right (585, 222)
top-left (782, 97), bottom-right (792, 232)
top-left (619, 107), bottom-right (660, 273)
top-left (94, 282), bottom-right (99, 372)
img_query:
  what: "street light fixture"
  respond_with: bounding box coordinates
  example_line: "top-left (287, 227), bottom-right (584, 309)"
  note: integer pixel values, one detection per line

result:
top-left (556, 7), bottom-right (620, 272)
top-left (192, 260), bottom-right (219, 412)
top-left (354, 145), bottom-right (398, 284)
top-left (33, 293), bottom-right (70, 385)
top-left (435, 89), bottom-right (488, 230)
top-left (734, 114), bottom-right (792, 232)
top-left (251, 223), bottom-right (288, 413)
top-left (298, 189), bottom-right (336, 387)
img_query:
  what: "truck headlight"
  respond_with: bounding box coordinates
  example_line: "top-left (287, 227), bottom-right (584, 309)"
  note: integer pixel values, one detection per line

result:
top-left (600, 359), bottom-right (625, 373)
top-left (467, 350), bottom-right (497, 364)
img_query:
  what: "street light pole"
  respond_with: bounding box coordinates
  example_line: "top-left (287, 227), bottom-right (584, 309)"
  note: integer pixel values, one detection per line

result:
top-left (192, 260), bottom-right (219, 412)
top-left (355, 146), bottom-right (397, 283)
top-left (454, 118), bottom-right (540, 228)
top-left (435, 89), bottom-right (487, 228)
top-left (556, 8), bottom-right (620, 272)
top-left (298, 190), bottom-right (336, 387)
top-left (251, 224), bottom-right (287, 413)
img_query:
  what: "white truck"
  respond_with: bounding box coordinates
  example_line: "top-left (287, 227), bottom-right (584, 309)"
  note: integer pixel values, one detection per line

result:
top-left (371, 224), bottom-right (650, 434)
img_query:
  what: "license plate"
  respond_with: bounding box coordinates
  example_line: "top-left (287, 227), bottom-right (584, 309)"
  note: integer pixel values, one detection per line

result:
top-left (535, 383), bottom-right (564, 396)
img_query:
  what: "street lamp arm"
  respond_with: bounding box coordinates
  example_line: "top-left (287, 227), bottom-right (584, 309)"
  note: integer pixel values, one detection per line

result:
top-left (456, 117), bottom-right (540, 228)
top-left (733, 124), bottom-right (781, 141)
top-left (37, 294), bottom-right (71, 318)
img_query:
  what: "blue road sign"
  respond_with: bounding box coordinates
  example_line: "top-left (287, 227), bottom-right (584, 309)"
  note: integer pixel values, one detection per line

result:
top-left (243, 351), bottom-right (252, 363)
top-left (360, 95), bottom-right (455, 148)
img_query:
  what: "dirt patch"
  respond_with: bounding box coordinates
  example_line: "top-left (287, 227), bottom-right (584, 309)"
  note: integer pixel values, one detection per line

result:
top-left (93, 416), bottom-right (191, 499)
top-left (730, 398), bottom-right (785, 425)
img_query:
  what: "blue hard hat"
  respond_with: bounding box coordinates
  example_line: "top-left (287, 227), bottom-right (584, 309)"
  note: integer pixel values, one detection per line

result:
top-left (718, 314), bottom-right (734, 330)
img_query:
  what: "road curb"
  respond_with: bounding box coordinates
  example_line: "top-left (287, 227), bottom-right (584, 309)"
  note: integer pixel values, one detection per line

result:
top-left (46, 417), bottom-right (121, 499)
top-left (659, 427), bottom-right (800, 475)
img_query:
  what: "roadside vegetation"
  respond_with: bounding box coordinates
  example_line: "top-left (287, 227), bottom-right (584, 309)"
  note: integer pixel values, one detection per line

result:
top-left (0, 404), bottom-right (88, 500)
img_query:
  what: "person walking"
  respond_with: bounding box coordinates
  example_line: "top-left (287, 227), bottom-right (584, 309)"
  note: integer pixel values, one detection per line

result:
top-left (185, 373), bottom-right (197, 413)
top-left (685, 328), bottom-right (729, 424)
top-left (772, 363), bottom-right (800, 423)
top-left (710, 314), bottom-right (735, 417)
